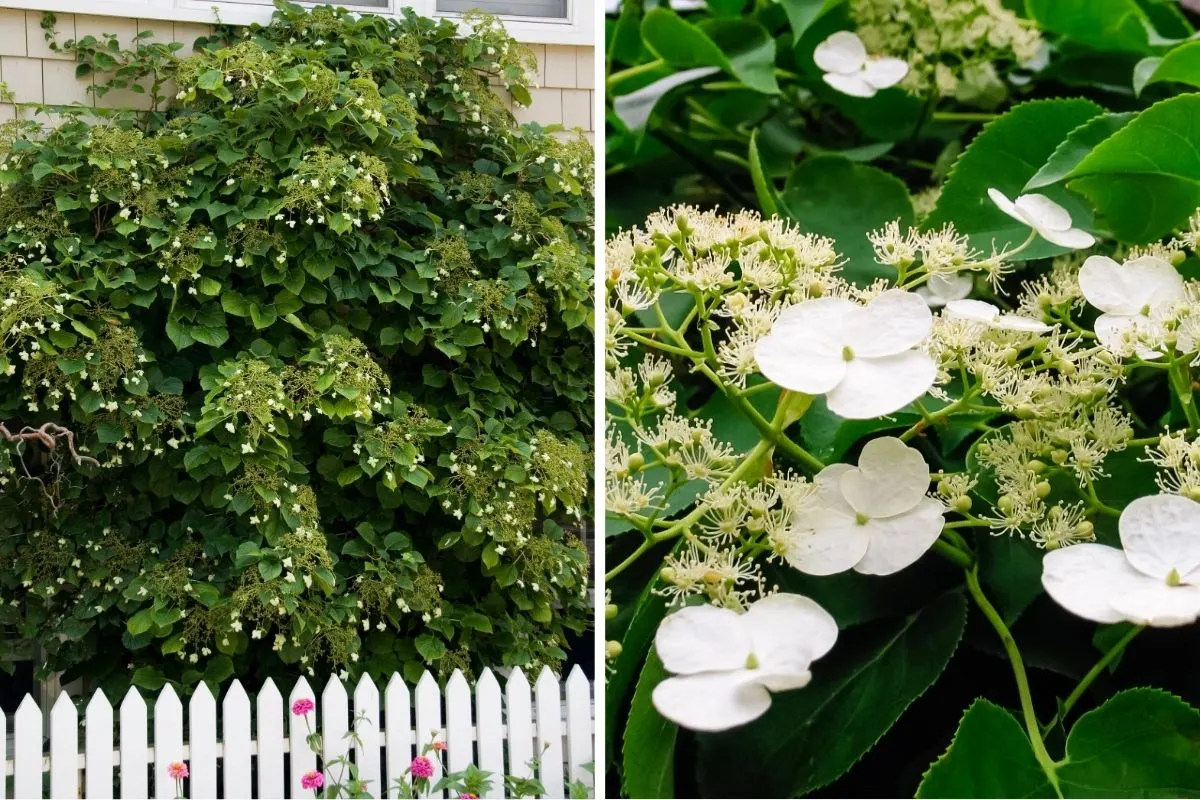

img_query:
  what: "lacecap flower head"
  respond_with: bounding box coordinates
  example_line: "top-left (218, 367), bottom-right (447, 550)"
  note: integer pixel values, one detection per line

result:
top-left (1078, 254), bottom-right (1188, 359)
top-left (652, 593), bottom-right (838, 731)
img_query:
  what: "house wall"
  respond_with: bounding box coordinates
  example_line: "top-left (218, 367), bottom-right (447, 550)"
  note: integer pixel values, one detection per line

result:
top-left (0, 9), bottom-right (594, 137)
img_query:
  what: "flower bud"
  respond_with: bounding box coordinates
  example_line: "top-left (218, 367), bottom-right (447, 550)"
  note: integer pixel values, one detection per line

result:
top-left (1027, 459), bottom-right (1046, 474)
top-left (1051, 449), bottom-right (1069, 465)
top-left (997, 494), bottom-right (1014, 514)
top-left (605, 640), bottom-right (623, 660)
top-left (659, 566), bottom-right (677, 584)
top-left (627, 452), bottom-right (645, 471)
top-left (1035, 480), bottom-right (1052, 499)
top-left (1074, 520), bottom-right (1094, 538)
top-left (605, 604), bottom-right (618, 620)
top-left (951, 495), bottom-right (972, 513)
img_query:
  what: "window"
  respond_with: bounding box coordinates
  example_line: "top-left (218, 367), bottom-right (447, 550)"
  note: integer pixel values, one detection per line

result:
top-left (436, 0), bottom-right (568, 18)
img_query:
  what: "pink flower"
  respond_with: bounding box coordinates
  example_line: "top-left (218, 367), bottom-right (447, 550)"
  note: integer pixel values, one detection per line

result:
top-left (432, 740), bottom-right (447, 752)
top-left (411, 755), bottom-right (435, 779)
top-left (459, 794), bottom-right (479, 799)
top-left (301, 770), bottom-right (325, 790)
top-left (168, 762), bottom-right (189, 780)
top-left (291, 698), bottom-right (315, 716)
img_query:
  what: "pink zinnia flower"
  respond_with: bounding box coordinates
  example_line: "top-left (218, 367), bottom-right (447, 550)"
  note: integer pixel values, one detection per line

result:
top-left (411, 755), bottom-right (434, 779)
top-left (167, 762), bottom-right (189, 780)
top-left (301, 770), bottom-right (325, 790)
top-left (291, 698), bottom-right (315, 716)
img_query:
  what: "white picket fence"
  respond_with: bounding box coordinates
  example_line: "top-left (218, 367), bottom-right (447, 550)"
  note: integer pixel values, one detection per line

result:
top-left (0, 665), bottom-right (594, 799)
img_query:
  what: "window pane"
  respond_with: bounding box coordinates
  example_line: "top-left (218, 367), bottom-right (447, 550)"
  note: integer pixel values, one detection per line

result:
top-left (435, 1), bottom-right (569, 18)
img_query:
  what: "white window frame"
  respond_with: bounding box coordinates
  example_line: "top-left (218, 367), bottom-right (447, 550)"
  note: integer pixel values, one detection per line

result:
top-left (0, 0), bottom-right (596, 45)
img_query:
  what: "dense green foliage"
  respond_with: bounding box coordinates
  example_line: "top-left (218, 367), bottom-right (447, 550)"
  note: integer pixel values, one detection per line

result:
top-left (606, 1), bottom-right (1200, 798)
top-left (0, 1), bottom-right (594, 693)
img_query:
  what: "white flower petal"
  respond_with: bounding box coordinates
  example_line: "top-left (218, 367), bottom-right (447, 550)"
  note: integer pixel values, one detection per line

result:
top-left (813, 462), bottom-right (856, 513)
top-left (843, 289), bottom-right (933, 357)
top-left (755, 297), bottom-right (855, 394)
top-left (783, 507), bottom-right (870, 576)
top-left (854, 497), bottom-right (945, 575)
top-left (839, 436), bottom-right (929, 518)
top-left (826, 350), bottom-right (936, 419)
top-left (926, 273), bottom-right (974, 304)
top-left (813, 31), bottom-right (867, 74)
top-left (987, 188), bottom-right (1023, 224)
top-left (655, 604), bottom-right (750, 675)
top-left (651, 671), bottom-right (772, 732)
top-left (1042, 543), bottom-right (1159, 624)
top-left (1014, 193), bottom-right (1073, 232)
top-left (744, 593), bottom-right (839, 673)
top-left (1121, 255), bottom-right (1186, 308)
top-left (1109, 583), bottom-right (1200, 627)
top-left (823, 71), bottom-right (877, 97)
top-left (862, 57), bottom-right (908, 89)
top-left (751, 669), bottom-right (814, 693)
top-left (1036, 224), bottom-right (1095, 250)
top-left (1119, 494), bottom-right (1200, 582)
top-left (995, 314), bottom-right (1052, 333)
top-left (944, 299), bottom-right (1000, 324)
top-left (1079, 255), bottom-right (1136, 314)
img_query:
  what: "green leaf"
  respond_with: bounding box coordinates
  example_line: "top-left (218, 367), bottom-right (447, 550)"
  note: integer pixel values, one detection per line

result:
top-left (127, 608), bottom-right (155, 636)
top-left (780, 156), bottom-right (914, 285)
top-left (640, 9), bottom-right (779, 95)
top-left (1026, 0), bottom-right (1152, 54)
top-left (917, 699), bottom-right (1051, 798)
top-left (800, 394), bottom-right (920, 463)
top-left (696, 592), bottom-right (967, 798)
top-left (925, 99), bottom-right (1105, 260)
top-left (622, 651), bottom-right (676, 799)
top-left (1025, 112), bottom-right (1136, 190)
top-left (1067, 94), bottom-right (1200, 242)
top-left (778, 0), bottom-right (841, 41)
top-left (415, 633), bottom-right (447, 662)
top-left (96, 422), bottom-right (125, 443)
top-left (611, 66), bottom-right (720, 134)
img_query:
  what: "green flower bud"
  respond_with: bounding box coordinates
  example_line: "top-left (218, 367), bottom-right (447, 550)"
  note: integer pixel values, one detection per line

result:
top-left (952, 495), bottom-right (972, 513)
top-left (605, 604), bottom-right (618, 620)
top-left (605, 640), bottom-right (623, 660)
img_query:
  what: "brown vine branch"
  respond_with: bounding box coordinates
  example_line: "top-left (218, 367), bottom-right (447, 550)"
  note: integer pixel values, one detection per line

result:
top-left (0, 422), bottom-right (98, 467)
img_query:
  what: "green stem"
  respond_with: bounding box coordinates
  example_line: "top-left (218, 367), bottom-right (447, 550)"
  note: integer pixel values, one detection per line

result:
top-left (965, 567), bottom-right (1063, 798)
top-left (1169, 357), bottom-right (1200, 429)
top-left (1043, 624), bottom-right (1144, 736)
top-left (932, 111), bottom-right (999, 122)
top-left (605, 538), bottom-right (654, 581)
top-left (932, 538), bottom-right (973, 569)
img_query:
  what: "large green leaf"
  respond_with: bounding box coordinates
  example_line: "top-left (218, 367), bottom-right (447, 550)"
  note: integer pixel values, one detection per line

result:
top-left (1025, 112), bottom-right (1136, 190)
top-left (778, 0), bottom-right (842, 41)
top-left (1144, 40), bottom-right (1200, 90)
top-left (925, 99), bottom-right (1105, 260)
top-left (780, 156), bottom-right (914, 285)
top-left (917, 700), bottom-right (1052, 799)
top-left (1026, 0), bottom-right (1152, 54)
top-left (622, 651), bottom-right (677, 799)
top-left (921, 689), bottom-right (1200, 798)
top-left (640, 9), bottom-right (779, 95)
top-left (1068, 94), bottom-right (1200, 242)
top-left (799, 394), bottom-right (920, 463)
top-left (695, 592), bottom-right (966, 798)
top-left (1058, 688), bottom-right (1200, 796)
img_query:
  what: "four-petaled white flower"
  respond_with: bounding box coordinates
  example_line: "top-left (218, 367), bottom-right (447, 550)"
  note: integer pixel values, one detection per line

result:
top-left (943, 299), bottom-right (1052, 333)
top-left (651, 593), bottom-right (838, 731)
top-left (1078, 254), bottom-right (1189, 359)
top-left (916, 273), bottom-right (973, 308)
top-left (784, 437), bottom-right (944, 575)
top-left (1042, 494), bottom-right (1200, 627)
top-left (755, 289), bottom-right (936, 419)
top-left (987, 188), bottom-right (1094, 250)
top-left (813, 31), bottom-right (908, 98)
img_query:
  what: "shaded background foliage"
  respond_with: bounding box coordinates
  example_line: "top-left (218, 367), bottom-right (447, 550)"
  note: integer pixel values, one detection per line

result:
top-left (0, 1), bottom-right (594, 695)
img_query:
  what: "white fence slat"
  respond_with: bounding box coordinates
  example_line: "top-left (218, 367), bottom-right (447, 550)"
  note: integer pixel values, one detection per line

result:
top-left (222, 681), bottom-right (252, 799)
top-left (445, 670), bottom-right (473, 775)
top-left (322, 676), bottom-right (350, 788)
top-left (289, 676), bottom-right (318, 799)
top-left (505, 669), bottom-right (534, 784)
top-left (534, 667), bottom-right (565, 799)
top-left (475, 669), bottom-right (505, 800)
top-left (153, 684), bottom-right (184, 800)
top-left (353, 674), bottom-right (382, 798)
top-left (189, 682), bottom-right (218, 798)
top-left (14, 695), bottom-right (42, 800)
top-left (564, 666), bottom-right (593, 790)
top-left (384, 674), bottom-right (412, 800)
top-left (256, 679), bottom-right (285, 800)
top-left (85, 690), bottom-right (113, 800)
top-left (0, 705), bottom-right (6, 800)
top-left (49, 692), bottom-right (78, 800)
top-left (414, 671), bottom-right (444, 795)
top-left (119, 688), bottom-right (148, 800)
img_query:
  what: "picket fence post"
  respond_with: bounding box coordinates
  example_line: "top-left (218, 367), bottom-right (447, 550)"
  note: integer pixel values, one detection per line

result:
top-left (1, 668), bottom-right (594, 799)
